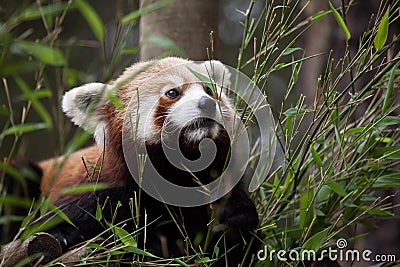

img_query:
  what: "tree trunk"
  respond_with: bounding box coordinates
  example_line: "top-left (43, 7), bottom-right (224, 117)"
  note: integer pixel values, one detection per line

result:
top-left (139, 0), bottom-right (219, 60)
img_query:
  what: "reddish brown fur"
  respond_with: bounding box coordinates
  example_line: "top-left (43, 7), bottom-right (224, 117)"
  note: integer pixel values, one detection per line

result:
top-left (40, 58), bottom-right (192, 199)
top-left (39, 146), bottom-right (101, 197)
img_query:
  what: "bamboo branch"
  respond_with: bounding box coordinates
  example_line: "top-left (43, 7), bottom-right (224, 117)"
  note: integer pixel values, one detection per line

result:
top-left (0, 232), bottom-right (62, 266)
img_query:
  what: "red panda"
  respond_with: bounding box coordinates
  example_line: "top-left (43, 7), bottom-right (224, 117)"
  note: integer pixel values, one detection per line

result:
top-left (36, 57), bottom-right (259, 265)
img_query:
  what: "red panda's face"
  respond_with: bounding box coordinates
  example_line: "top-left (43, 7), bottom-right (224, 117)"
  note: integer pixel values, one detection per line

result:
top-left (62, 57), bottom-right (235, 148)
top-left (135, 63), bottom-right (234, 145)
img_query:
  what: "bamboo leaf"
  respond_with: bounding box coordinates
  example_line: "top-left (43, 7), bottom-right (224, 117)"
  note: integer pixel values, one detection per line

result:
top-left (1, 123), bottom-right (47, 137)
top-left (316, 185), bottom-right (331, 203)
top-left (300, 189), bottom-right (314, 229)
top-left (311, 10), bottom-right (331, 22)
top-left (302, 227), bottom-right (330, 251)
top-left (17, 2), bottom-right (71, 21)
top-left (328, 2), bottom-right (351, 40)
top-left (327, 181), bottom-right (347, 197)
top-left (48, 203), bottom-right (76, 227)
top-left (121, 0), bottom-right (174, 24)
top-left (15, 41), bottom-right (65, 66)
top-left (282, 47), bottom-right (303, 56)
top-left (187, 67), bottom-right (215, 91)
top-left (382, 64), bottom-right (397, 114)
top-left (74, 0), bottom-right (105, 41)
top-left (371, 146), bottom-right (400, 159)
top-left (115, 227), bottom-right (137, 247)
top-left (310, 145), bottom-right (323, 169)
top-left (60, 183), bottom-right (109, 195)
top-left (374, 7), bottom-right (390, 51)
top-left (373, 172), bottom-right (400, 189)
top-left (14, 76), bottom-right (53, 127)
top-left (345, 127), bottom-right (364, 135)
top-left (284, 107), bottom-right (313, 116)
top-left (124, 246), bottom-right (160, 258)
top-left (96, 202), bottom-right (103, 221)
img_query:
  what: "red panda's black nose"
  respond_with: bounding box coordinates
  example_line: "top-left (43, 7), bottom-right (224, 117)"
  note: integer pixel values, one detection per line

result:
top-left (198, 96), bottom-right (216, 116)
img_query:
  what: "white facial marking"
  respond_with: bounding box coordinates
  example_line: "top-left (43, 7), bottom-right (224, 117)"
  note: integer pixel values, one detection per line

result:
top-left (166, 84), bottom-right (225, 143)
top-left (167, 74), bottom-right (184, 88)
top-left (94, 121), bottom-right (108, 148)
top-left (123, 60), bottom-right (234, 145)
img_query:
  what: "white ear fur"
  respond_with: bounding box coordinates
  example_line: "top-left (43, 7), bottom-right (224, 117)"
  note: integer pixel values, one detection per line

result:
top-left (62, 82), bottom-right (113, 134)
top-left (200, 60), bottom-right (232, 87)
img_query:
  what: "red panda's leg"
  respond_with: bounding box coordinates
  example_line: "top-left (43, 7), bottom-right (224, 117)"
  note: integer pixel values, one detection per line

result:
top-left (211, 182), bottom-right (260, 266)
top-left (218, 182), bottom-right (259, 230)
top-left (47, 186), bottom-right (134, 252)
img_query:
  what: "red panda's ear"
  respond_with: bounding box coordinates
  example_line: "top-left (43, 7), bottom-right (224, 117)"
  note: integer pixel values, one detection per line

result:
top-left (195, 60), bottom-right (232, 89)
top-left (62, 82), bottom-right (114, 133)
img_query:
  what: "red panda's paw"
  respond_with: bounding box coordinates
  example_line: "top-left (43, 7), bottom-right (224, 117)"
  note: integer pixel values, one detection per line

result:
top-left (218, 187), bottom-right (259, 231)
top-left (47, 225), bottom-right (87, 252)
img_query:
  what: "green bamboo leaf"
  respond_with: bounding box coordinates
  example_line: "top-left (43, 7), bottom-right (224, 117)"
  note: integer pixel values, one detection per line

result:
top-left (327, 181), bottom-right (347, 197)
top-left (328, 2), bottom-right (351, 40)
top-left (121, 0), bottom-right (174, 24)
top-left (1, 123), bottom-right (47, 137)
top-left (311, 10), bottom-right (331, 22)
top-left (14, 76), bottom-right (53, 127)
top-left (382, 64), bottom-right (397, 114)
top-left (300, 189), bottom-right (314, 229)
top-left (187, 67), bottom-right (215, 91)
top-left (174, 258), bottom-right (190, 267)
top-left (310, 145), bottom-right (323, 169)
top-left (373, 172), bottom-right (400, 189)
top-left (0, 61), bottom-right (39, 76)
top-left (17, 2), bottom-right (71, 21)
top-left (107, 90), bottom-right (124, 110)
top-left (48, 202), bottom-right (76, 227)
top-left (345, 127), bottom-right (364, 135)
top-left (284, 107), bottom-right (313, 116)
top-left (196, 257), bottom-right (212, 264)
top-left (15, 41), bottom-right (65, 66)
top-left (282, 47), bottom-right (303, 56)
top-left (376, 116), bottom-right (400, 127)
top-left (316, 185), bottom-right (331, 203)
top-left (95, 203), bottom-right (103, 221)
top-left (284, 115), bottom-right (293, 136)
top-left (1, 195), bottom-right (33, 208)
top-left (371, 146), bottom-right (400, 159)
top-left (374, 7), bottom-right (390, 51)
top-left (302, 227), bottom-right (331, 251)
top-left (0, 162), bottom-right (24, 182)
top-left (74, 0), bottom-right (105, 41)
top-left (124, 246), bottom-right (160, 258)
top-left (115, 227), bottom-right (136, 247)
top-left (60, 183), bottom-right (109, 195)
top-left (360, 206), bottom-right (394, 217)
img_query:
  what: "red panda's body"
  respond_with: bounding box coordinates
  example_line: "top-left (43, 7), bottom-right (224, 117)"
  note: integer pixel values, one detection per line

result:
top-left (34, 57), bottom-right (259, 266)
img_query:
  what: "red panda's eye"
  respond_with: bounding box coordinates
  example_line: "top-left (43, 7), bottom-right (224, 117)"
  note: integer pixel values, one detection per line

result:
top-left (205, 86), bottom-right (214, 97)
top-left (165, 88), bottom-right (180, 99)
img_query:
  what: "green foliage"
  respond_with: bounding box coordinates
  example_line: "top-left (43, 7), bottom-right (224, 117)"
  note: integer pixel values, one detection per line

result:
top-left (0, 0), bottom-right (399, 266)
top-left (235, 0), bottom-right (399, 266)
top-left (328, 1), bottom-right (351, 40)
top-left (374, 7), bottom-right (390, 51)
top-left (74, 0), bottom-right (105, 41)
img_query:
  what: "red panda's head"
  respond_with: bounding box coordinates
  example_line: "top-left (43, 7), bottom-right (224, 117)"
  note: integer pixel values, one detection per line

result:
top-left (62, 57), bottom-right (235, 151)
